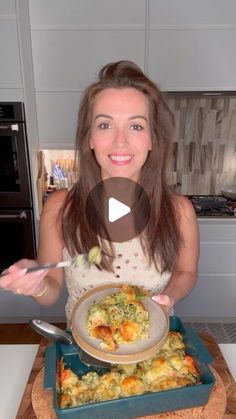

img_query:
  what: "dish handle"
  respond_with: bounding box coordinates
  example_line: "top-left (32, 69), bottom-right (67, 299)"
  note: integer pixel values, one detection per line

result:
top-left (44, 345), bottom-right (56, 390)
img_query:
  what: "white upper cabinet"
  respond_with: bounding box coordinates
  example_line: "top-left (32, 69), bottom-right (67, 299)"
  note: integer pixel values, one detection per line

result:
top-left (148, 0), bottom-right (236, 90)
top-left (148, 29), bottom-right (236, 91)
top-left (28, 0), bottom-right (146, 148)
top-left (0, 21), bottom-right (21, 86)
top-left (0, 0), bottom-right (23, 100)
top-left (33, 29), bottom-right (145, 147)
top-left (0, 0), bottom-right (16, 14)
top-left (149, 0), bottom-right (236, 26)
top-left (29, 0), bottom-right (145, 26)
top-left (31, 30), bottom-right (145, 92)
top-left (25, 0), bottom-right (236, 147)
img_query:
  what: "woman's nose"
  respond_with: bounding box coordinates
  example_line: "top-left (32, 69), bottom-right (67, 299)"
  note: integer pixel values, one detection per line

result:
top-left (113, 128), bottom-right (128, 147)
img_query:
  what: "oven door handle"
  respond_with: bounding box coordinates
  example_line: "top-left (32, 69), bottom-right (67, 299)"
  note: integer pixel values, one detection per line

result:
top-left (0, 123), bottom-right (19, 131)
top-left (0, 211), bottom-right (27, 219)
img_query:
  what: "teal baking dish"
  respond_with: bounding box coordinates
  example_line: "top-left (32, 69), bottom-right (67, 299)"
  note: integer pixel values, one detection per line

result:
top-left (44, 316), bottom-right (215, 418)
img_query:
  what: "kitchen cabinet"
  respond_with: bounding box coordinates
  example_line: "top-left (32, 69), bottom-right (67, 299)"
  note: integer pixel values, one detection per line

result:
top-left (0, 287), bottom-right (67, 324)
top-left (28, 0), bottom-right (146, 149)
top-left (175, 218), bottom-right (236, 321)
top-left (26, 0), bottom-right (236, 148)
top-left (148, 0), bottom-right (236, 90)
top-left (149, 0), bottom-right (236, 26)
top-left (32, 29), bottom-right (145, 149)
top-left (29, 0), bottom-right (145, 26)
top-left (0, 291), bottom-right (41, 323)
top-left (0, 0), bottom-right (16, 14)
top-left (40, 284), bottom-right (68, 322)
top-left (148, 29), bottom-right (236, 91)
top-left (0, 1), bottom-right (23, 101)
top-left (1, 1), bottom-right (236, 148)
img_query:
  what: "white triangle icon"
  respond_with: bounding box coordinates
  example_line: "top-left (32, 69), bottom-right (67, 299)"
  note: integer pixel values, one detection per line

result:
top-left (108, 197), bottom-right (131, 222)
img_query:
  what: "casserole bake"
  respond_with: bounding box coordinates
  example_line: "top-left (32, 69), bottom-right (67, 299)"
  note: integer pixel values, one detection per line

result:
top-left (71, 284), bottom-right (169, 364)
top-left (44, 317), bottom-right (215, 419)
top-left (86, 284), bottom-right (149, 350)
top-left (57, 329), bottom-right (201, 408)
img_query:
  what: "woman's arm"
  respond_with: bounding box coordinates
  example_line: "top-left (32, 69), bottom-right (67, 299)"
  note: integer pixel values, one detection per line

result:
top-left (157, 195), bottom-right (199, 306)
top-left (0, 189), bottom-right (67, 305)
top-left (33, 189), bottom-right (68, 305)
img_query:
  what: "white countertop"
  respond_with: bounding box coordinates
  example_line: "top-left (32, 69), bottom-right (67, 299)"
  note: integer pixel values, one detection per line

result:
top-left (219, 344), bottom-right (236, 381)
top-left (0, 345), bottom-right (38, 419)
top-left (0, 343), bottom-right (235, 419)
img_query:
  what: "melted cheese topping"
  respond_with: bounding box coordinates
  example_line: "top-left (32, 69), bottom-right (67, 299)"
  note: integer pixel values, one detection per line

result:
top-left (86, 284), bottom-right (149, 350)
top-left (57, 331), bottom-right (201, 409)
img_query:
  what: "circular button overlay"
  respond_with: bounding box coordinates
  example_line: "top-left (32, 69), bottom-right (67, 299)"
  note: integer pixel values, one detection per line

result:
top-left (85, 177), bottom-right (151, 242)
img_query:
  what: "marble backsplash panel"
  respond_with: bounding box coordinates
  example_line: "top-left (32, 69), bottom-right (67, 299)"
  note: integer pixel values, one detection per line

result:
top-left (165, 93), bottom-right (236, 195)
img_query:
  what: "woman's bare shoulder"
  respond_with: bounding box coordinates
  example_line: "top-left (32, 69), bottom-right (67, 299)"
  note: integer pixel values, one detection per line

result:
top-left (173, 194), bottom-right (196, 220)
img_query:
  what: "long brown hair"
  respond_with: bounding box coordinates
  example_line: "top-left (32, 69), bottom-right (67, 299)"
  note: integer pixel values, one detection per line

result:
top-left (60, 60), bottom-right (181, 272)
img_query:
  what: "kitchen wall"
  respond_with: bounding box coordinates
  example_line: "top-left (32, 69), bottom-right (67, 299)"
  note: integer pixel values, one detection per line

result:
top-left (166, 93), bottom-right (236, 194)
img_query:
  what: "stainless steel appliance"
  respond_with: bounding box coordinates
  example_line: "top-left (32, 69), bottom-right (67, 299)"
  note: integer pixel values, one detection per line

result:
top-left (0, 102), bottom-right (36, 273)
top-left (187, 195), bottom-right (236, 217)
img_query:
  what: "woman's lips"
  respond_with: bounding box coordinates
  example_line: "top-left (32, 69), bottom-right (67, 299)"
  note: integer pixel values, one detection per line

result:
top-left (109, 154), bottom-right (133, 165)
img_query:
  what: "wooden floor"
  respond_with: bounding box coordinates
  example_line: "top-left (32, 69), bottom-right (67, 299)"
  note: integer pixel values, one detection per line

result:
top-left (0, 323), bottom-right (66, 344)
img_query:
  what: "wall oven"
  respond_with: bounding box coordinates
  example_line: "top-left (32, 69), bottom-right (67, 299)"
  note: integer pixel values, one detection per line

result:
top-left (0, 102), bottom-right (36, 273)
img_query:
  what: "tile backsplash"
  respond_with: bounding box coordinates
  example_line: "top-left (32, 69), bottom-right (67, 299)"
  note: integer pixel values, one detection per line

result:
top-left (42, 93), bottom-right (236, 196)
top-left (166, 93), bottom-right (236, 195)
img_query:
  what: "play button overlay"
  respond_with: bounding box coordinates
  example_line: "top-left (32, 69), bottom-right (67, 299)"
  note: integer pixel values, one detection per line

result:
top-left (85, 177), bottom-right (150, 242)
top-left (108, 197), bottom-right (131, 222)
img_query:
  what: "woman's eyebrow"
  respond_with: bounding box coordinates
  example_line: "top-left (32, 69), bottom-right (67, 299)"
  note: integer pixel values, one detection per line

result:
top-left (94, 114), bottom-right (112, 120)
top-left (94, 114), bottom-right (148, 122)
top-left (128, 115), bottom-right (148, 122)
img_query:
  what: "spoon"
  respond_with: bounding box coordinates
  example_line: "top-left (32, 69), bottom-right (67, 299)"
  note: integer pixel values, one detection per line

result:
top-left (29, 319), bottom-right (110, 369)
top-left (0, 259), bottom-right (76, 276)
top-left (0, 246), bottom-right (102, 276)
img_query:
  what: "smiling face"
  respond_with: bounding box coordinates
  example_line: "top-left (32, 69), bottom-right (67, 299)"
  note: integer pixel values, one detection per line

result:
top-left (90, 88), bottom-right (152, 181)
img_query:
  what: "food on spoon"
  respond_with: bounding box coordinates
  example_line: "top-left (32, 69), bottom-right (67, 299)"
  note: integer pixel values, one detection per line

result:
top-left (87, 246), bottom-right (102, 265)
top-left (73, 246), bottom-right (102, 268)
top-left (86, 284), bottom-right (149, 350)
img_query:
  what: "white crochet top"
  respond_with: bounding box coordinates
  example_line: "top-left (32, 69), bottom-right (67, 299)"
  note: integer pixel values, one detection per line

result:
top-left (63, 238), bottom-right (171, 326)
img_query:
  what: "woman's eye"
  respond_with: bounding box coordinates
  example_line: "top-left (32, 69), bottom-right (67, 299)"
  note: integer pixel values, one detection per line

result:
top-left (130, 124), bottom-right (144, 131)
top-left (98, 122), bottom-right (111, 129)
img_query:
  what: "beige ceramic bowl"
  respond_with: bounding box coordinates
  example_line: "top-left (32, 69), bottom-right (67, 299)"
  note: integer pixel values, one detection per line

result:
top-left (71, 284), bottom-right (169, 364)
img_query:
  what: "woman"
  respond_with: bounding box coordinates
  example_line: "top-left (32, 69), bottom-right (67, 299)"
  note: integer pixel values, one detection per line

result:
top-left (0, 60), bottom-right (199, 325)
